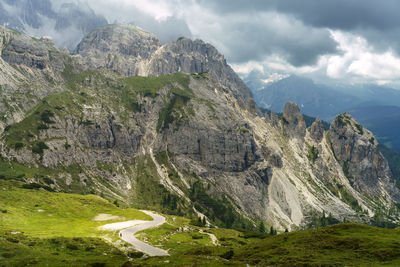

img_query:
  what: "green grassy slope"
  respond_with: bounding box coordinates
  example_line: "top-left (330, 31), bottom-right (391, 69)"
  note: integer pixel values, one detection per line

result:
top-left (128, 223), bottom-right (400, 266)
top-left (2, 182), bottom-right (400, 266)
top-left (233, 223), bottom-right (400, 266)
top-left (0, 180), bottom-right (151, 237)
top-left (0, 180), bottom-right (152, 266)
top-left (1, 234), bottom-right (129, 267)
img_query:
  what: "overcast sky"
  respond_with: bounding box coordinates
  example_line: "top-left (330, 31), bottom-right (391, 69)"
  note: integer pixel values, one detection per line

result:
top-left (49, 0), bottom-right (400, 87)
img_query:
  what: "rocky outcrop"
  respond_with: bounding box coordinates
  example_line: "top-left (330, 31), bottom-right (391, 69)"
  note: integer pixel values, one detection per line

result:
top-left (1, 27), bottom-right (67, 75)
top-left (265, 112), bottom-right (270, 123)
top-left (268, 110), bottom-right (280, 128)
top-left (308, 118), bottom-right (324, 142)
top-left (74, 24), bottom-right (161, 76)
top-left (329, 113), bottom-right (400, 201)
top-left (282, 102), bottom-right (306, 140)
top-left (147, 37), bottom-right (254, 107)
top-left (164, 124), bottom-right (258, 172)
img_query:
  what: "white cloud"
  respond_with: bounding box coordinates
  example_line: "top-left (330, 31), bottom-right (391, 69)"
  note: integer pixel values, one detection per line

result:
top-left (231, 61), bottom-right (264, 75)
top-left (324, 31), bottom-right (400, 84)
top-left (237, 30), bottom-right (400, 88)
top-left (102, 0), bottom-right (173, 21)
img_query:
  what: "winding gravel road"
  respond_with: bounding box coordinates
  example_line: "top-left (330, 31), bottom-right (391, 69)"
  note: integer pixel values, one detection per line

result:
top-left (119, 210), bottom-right (169, 256)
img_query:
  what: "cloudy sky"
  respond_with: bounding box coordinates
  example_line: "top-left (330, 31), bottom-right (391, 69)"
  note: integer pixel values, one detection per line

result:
top-left (6, 0), bottom-right (400, 87)
top-left (77, 0), bottom-right (400, 87)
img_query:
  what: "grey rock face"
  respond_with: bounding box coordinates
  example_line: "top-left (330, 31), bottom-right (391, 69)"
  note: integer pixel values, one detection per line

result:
top-left (148, 38), bottom-right (254, 107)
top-left (282, 102), bottom-right (306, 139)
top-left (163, 124), bottom-right (258, 172)
top-left (329, 113), bottom-right (400, 200)
top-left (269, 110), bottom-right (280, 128)
top-left (74, 24), bottom-right (161, 76)
top-left (1, 27), bottom-right (70, 76)
top-left (2, 36), bottom-right (49, 69)
top-left (308, 118), bottom-right (324, 142)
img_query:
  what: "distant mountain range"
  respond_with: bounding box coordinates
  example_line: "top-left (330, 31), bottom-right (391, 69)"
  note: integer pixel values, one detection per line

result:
top-left (245, 72), bottom-right (400, 153)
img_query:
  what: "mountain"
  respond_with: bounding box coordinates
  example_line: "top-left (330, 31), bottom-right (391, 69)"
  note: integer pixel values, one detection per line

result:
top-left (73, 24), bottom-right (255, 109)
top-left (341, 84), bottom-right (400, 107)
top-left (0, 0), bottom-right (107, 50)
top-left (0, 24), bottom-right (399, 234)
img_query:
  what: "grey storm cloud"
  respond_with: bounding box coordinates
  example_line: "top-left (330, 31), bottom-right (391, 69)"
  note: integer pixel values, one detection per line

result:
top-left (206, 12), bottom-right (337, 66)
top-left (197, 0), bottom-right (400, 55)
top-left (197, 0), bottom-right (400, 30)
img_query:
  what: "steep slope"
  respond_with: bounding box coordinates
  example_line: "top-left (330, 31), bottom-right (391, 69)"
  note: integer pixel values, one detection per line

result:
top-left (329, 113), bottom-right (400, 203)
top-left (0, 26), bottom-right (73, 131)
top-left (0, 25), bottom-right (399, 231)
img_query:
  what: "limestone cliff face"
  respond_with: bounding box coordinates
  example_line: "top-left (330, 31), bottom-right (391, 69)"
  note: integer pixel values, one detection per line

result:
top-left (0, 25), bottom-right (399, 230)
top-left (329, 113), bottom-right (400, 202)
top-left (282, 102), bottom-right (306, 140)
top-left (147, 38), bottom-right (254, 109)
top-left (74, 24), bottom-right (161, 76)
top-left (308, 118), bottom-right (324, 142)
top-left (0, 26), bottom-right (72, 130)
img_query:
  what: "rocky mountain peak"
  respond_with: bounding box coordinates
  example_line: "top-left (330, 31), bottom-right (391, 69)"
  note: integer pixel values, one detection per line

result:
top-left (74, 24), bottom-right (161, 76)
top-left (329, 113), bottom-right (400, 200)
top-left (329, 112), bottom-right (374, 163)
top-left (0, 26), bottom-right (65, 73)
top-left (308, 118), bottom-right (324, 142)
top-left (282, 102), bottom-right (306, 139)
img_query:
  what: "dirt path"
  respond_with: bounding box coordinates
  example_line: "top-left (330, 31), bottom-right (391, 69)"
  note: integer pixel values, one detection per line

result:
top-left (199, 229), bottom-right (219, 246)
